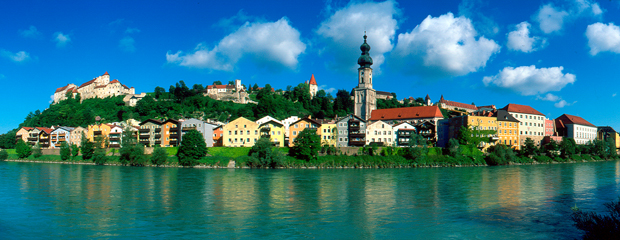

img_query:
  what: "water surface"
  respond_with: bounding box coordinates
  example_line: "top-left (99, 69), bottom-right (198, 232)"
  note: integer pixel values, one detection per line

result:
top-left (1, 161), bottom-right (619, 239)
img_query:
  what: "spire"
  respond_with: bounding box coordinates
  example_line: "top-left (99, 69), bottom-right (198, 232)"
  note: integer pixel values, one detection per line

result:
top-left (309, 74), bottom-right (317, 85)
top-left (425, 94), bottom-right (431, 101)
top-left (440, 95), bottom-right (445, 102)
top-left (103, 71), bottom-right (109, 75)
top-left (357, 33), bottom-right (373, 68)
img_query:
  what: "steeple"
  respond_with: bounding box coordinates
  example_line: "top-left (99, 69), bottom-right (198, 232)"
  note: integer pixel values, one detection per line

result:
top-left (357, 33), bottom-right (373, 68)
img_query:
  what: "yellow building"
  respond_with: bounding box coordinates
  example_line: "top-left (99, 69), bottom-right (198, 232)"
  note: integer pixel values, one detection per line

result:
top-left (495, 110), bottom-right (521, 150)
top-left (87, 124), bottom-right (112, 142)
top-left (467, 115), bottom-right (498, 151)
top-left (288, 118), bottom-right (321, 147)
top-left (318, 121), bottom-right (337, 147)
top-left (258, 120), bottom-right (285, 147)
top-left (223, 117), bottom-right (259, 147)
top-left (15, 127), bottom-right (33, 143)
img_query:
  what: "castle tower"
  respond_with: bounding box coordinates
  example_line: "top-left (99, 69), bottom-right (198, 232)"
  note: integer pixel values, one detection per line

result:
top-left (308, 74), bottom-right (318, 99)
top-left (354, 34), bottom-right (376, 121)
top-left (235, 79), bottom-right (242, 91)
top-left (425, 94), bottom-right (432, 106)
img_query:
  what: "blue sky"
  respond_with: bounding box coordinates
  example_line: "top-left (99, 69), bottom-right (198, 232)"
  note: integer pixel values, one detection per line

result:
top-left (2, 0), bottom-right (620, 134)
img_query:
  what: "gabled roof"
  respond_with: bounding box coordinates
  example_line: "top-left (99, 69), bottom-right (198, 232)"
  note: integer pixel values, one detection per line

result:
top-left (207, 84), bottom-right (235, 89)
top-left (259, 119), bottom-right (284, 127)
top-left (37, 127), bottom-right (53, 134)
top-left (20, 127), bottom-right (34, 131)
top-left (140, 119), bottom-right (163, 126)
top-left (103, 71), bottom-right (109, 75)
top-left (598, 126), bottom-right (616, 133)
top-left (393, 122), bottom-right (415, 129)
top-left (501, 103), bottom-right (544, 116)
top-left (556, 114), bottom-right (596, 127)
top-left (162, 119), bottom-right (180, 125)
top-left (110, 79), bottom-right (120, 84)
top-left (309, 74), bottom-right (317, 85)
top-left (336, 114), bottom-right (366, 123)
top-left (291, 117), bottom-right (322, 127)
top-left (369, 106), bottom-right (443, 121)
top-left (494, 110), bottom-right (520, 122)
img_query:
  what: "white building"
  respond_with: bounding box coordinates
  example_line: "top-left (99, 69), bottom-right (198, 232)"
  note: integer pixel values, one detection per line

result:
top-left (555, 114), bottom-right (597, 145)
top-left (502, 103), bottom-right (546, 146)
top-left (365, 120), bottom-right (393, 145)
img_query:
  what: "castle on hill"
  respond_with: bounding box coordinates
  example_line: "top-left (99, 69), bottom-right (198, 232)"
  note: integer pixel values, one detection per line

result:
top-left (53, 72), bottom-right (136, 104)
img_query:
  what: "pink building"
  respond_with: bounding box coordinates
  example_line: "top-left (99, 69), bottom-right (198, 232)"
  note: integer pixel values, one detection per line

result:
top-left (545, 118), bottom-right (554, 136)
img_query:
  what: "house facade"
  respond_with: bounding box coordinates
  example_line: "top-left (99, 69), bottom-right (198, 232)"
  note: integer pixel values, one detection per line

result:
top-left (555, 114), bottom-right (597, 145)
top-left (288, 118), bottom-right (321, 147)
top-left (366, 120), bottom-right (393, 146)
top-left (502, 103), bottom-right (545, 146)
top-left (223, 117), bottom-right (259, 147)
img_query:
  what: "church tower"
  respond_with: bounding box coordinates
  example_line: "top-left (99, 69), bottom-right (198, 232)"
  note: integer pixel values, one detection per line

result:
top-left (354, 34), bottom-right (376, 121)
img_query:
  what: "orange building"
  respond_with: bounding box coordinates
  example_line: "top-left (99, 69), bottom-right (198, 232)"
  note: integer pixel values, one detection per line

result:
top-left (213, 126), bottom-right (223, 147)
top-left (162, 119), bottom-right (181, 147)
top-left (288, 118), bottom-right (322, 147)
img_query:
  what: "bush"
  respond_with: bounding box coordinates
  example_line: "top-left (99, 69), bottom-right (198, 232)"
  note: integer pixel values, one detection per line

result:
top-left (534, 155), bottom-right (552, 163)
top-left (15, 140), bottom-right (32, 159)
top-left (247, 137), bottom-right (284, 168)
top-left (60, 142), bottom-right (71, 161)
top-left (92, 150), bottom-right (107, 165)
top-left (290, 128), bottom-right (321, 161)
top-left (582, 154), bottom-right (592, 161)
top-left (0, 149), bottom-right (8, 160)
top-left (571, 154), bottom-right (582, 161)
top-left (32, 144), bottom-right (42, 158)
top-left (151, 147), bottom-right (168, 166)
top-left (572, 197), bottom-right (620, 240)
top-left (485, 153), bottom-right (506, 166)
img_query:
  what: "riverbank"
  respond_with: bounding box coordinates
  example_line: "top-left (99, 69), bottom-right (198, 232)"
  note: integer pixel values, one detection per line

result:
top-left (4, 154), bottom-right (617, 169)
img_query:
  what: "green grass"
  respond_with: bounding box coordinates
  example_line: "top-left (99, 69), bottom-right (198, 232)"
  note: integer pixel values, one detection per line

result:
top-left (208, 147), bottom-right (251, 158)
top-left (5, 149), bottom-right (16, 154)
top-left (163, 147), bottom-right (178, 156)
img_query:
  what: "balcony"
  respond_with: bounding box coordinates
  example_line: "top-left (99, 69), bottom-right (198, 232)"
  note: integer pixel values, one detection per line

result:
top-left (109, 144), bottom-right (120, 148)
top-left (154, 128), bottom-right (161, 133)
top-left (154, 134), bottom-right (161, 139)
top-left (169, 140), bottom-right (178, 145)
top-left (155, 140), bottom-right (161, 145)
top-left (139, 135), bottom-right (150, 139)
top-left (41, 143), bottom-right (50, 148)
top-left (139, 129), bottom-right (150, 133)
top-left (27, 137), bottom-right (38, 141)
top-left (349, 133), bottom-right (365, 139)
top-left (110, 137), bottom-right (120, 142)
top-left (349, 140), bottom-right (366, 146)
top-left (94, 131), bottom-right (102, 135)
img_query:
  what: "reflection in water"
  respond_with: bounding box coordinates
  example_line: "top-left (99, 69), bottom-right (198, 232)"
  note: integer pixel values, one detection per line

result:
top-left (1, 161), bottom-right (620, 239)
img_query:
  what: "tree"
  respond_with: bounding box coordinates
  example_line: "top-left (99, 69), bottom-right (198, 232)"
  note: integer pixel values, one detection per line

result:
top-left (71, 144), bottom-right (80, 157)
top-left (457, 126), bottom-right (472, 146)
top-left (572, 198), bottom-right (620, 240)
top-left (177, 130), bottom-right (208, 167)
top-left (560, 137), bottom-right (576, 158)
top-left (92, 135), bottom-right (108, 165)
top-left (521, 137), bottom-right (537, 157)
top-left (253, 83), bottom-right (259, 91)
top-left (60, 142), bottom-right (71, 161)
top-left (15, 139), bottom-right (32, 159)
top-left (80, 132), bottom-right (95, 160)
top-left (290, 128), bottom-right (321, 161)
top-left (119, 127), bottom-right (146, 166)
top-left (32, 143), bottom-right (42, 158)
top-left (333, 89), bottom-right (354, 117)
top-left (154, 86), bottom-right (166, 99)
top-left (248, 137), bottom-right (284, 168)
top-left (228, 80), bottom-right (235, 85)
top-left (544, 139), bottom-right (560, 158)
top-left (0, 149), bottom-right (7, 161)
top-left (447, 138), bottom-right (460, 157)
top-left (213, 80), bottom-right (222, 85)
top-left (151, 147), bottom-right (168, 166)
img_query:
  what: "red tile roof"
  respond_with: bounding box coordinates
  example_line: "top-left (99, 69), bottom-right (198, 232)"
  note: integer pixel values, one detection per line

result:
top-left (21, 127), bottom-right (33, 131)
top-left (103, 71), bottom-right (109, 75)
top-left (79, 78), bottom-right (97, 89)
top-left (55, 84), bottom-right (71, 93)
top-left (36, 127), bottom-right (53, 134)
top-left (110, 79), bottom-right (120, 84)
top-left (501, 103), bottom-right (544, 116)
top-left (122, 84), bottom-right (130, 89)
top-left (309, 74), bottom-right (317, 85)
top-left (94, 85), bottom-right (106, 89)
top-left (439, 96), bottom-right (477, 110)
top-left (369, 106), bottom-right (443, 121)
top-left (207, 84), bottom-right (235, 89)
top-left (555, 114), bottom-right (595, 127)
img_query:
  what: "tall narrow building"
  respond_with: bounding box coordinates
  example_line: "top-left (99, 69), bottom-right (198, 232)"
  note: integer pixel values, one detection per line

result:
top-left (354, 34), bottom-right (376, 121)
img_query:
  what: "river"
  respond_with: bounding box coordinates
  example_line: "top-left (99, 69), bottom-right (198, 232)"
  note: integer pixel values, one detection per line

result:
top-left (1, 160), bottom-right (619, 239)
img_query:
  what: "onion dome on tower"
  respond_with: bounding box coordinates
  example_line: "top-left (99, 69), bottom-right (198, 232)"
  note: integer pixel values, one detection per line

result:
top-left (357, 34), bottom-right (373, 68)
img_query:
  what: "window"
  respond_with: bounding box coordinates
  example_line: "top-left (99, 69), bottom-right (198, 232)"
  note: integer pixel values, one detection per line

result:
top-left (293, 131), bottom-right (297, 136)
top-left (294, 124), bottom-right (298, 128)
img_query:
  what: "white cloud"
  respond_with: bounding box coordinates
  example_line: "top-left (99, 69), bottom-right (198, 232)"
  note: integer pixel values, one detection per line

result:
top-left (167, 18), bottom-right (305, 71)
top-left (483, 65), bottom-right (575, 95)
top-left (1, 50), bottom-right (32, 62)
top-left (538, 93), bottom-right (561, 101)
top-left (20, 26), bottom-right (40, 38)
top-left (534, 1), bottom-right (603, 35)
top-left (316, 0), bottom-right (400, 73)
top-left (391, 12), bottom-right (500, 78)
top-left (120, 36), bottom-right (136, 52)
top-left (318, 85), bottom-right (336, 94)
top-left (125, 28), bottom-right (141, 34)
top-left (53, 32), bottom-right (71, 48)
top-left (554, 100), bottom-right (571, 108)
top-left (535, 4), bottom-right (569, 34)
top-left (586, 22), bottom-right (620, 55)
top-left (507, 22), bottom-right (547, 52)
top-left (613, 93), bottom-right (617, 97)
